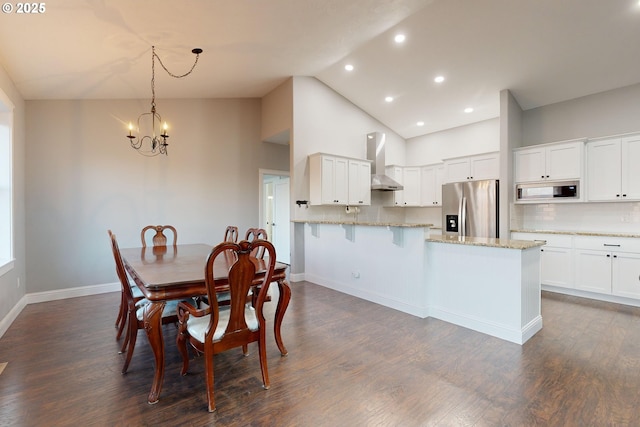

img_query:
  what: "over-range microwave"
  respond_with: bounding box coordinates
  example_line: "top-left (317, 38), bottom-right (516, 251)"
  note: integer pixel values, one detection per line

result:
top-left (516, 180), bottom-right (580, 202)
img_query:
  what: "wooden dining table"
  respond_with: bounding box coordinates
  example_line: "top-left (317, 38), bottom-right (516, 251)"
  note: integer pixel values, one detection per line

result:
top-left (120, 243), bottom-right (291, 404)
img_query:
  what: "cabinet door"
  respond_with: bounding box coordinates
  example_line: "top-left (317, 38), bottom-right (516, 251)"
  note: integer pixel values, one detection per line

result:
top-left (587, 138), bottom-right (621, 201)
top-left (445, 158), bottom-right (471, 183)
top-left (621, 135), bottom-right (640, 200)
top-left (402, 167), bottom-right (421, 206)
top-left (546, 142), bottom-right (582, 180)
top-left (612, 252), bottom-right (640, 299)
top-left (333, 157), bottom-right (349, 205)
top-left (470, 153), bottom-right (499, 181)
top-left (514, 147), bottom-right (546, 183)
top-left (348, 160), bottom-right (371, 205)
top-left (540, 246), bottom-right (573, 288)
top-left (387, 166), bottom-right (404, 206)
top-left (574, 249), bottom-right (612, 294)
top-left (420, 165), bottom-right (444, 206)
top-left (319, 156), bottom-right (337, 204)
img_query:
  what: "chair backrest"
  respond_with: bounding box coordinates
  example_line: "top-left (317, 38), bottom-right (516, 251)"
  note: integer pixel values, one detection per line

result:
top-left (141, 225), bottom-right (177, 248)
top-left (108, 230), bottom-right (136, 305)
top-left (223, 226), bottom-right (239, 243)
top-left (204, 239), bottom-right (276, 344)
top-left (244, 228), bottom-right (268, 259)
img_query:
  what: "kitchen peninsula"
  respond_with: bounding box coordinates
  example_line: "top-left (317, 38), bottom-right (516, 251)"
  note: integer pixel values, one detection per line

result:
top-left (294, 220), bottom-right (544, 344)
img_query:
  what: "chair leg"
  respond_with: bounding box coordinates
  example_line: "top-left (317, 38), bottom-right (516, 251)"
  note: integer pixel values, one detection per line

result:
top-left (121, 318), bottom-right (138, 374)
top-left (205, 348), bottom-right (216, 412)
top-left (176, 325), bottom-right (190, 376)
top-left (242, 344), bottom-right (248, 355)
top-left (258, 330), bottom-right (270, 390)
top-left (115, 293), bottom-right (126, 338)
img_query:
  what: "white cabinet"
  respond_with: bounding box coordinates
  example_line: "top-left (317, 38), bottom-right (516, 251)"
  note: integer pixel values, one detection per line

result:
top-left (348, 159), bottom-right (371, 206)
top-left (574, 236), bottom-right (640, 298)
top-left (385, 166), bottom-right (421, 207)
top-left (514, 140), bottom-right (584, 183)
top-left (586, 134), bottom-right (640, 201)
top-left (444, 152), bottom-right (499, 183)
top-left (420, 164), bottom-right (445, 206)
top-left (511, 232), bottom-right (573, 289)
top-left (309, 153), bottom-right (349, 206)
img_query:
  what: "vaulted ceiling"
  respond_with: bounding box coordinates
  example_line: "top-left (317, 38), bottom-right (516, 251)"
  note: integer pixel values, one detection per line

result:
top-left (1, 0), bottom-right (639, 138)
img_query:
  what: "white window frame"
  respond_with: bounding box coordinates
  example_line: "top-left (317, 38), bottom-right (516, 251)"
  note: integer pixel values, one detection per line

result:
top-left (0, 88), bottom-right (14, 277)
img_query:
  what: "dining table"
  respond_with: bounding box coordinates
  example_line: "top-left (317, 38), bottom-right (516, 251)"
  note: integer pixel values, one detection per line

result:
top-left (120, 243), bottom-right (291, 404)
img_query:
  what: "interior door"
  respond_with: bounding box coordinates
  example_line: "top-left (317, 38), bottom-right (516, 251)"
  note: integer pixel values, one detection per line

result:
top-left (273, 178), bottom-right (290, 264)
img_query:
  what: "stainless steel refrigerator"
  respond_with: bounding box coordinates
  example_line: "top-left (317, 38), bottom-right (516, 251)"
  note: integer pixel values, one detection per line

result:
top-left (442, 179), bottom-right (499, 238)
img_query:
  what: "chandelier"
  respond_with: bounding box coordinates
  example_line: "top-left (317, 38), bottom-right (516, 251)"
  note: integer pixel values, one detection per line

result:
top-left (127, 46), bottom-right (203, 156)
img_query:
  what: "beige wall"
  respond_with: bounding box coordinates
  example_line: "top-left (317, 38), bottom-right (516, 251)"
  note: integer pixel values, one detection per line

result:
top-left (0, 63), bottom-right (26, 325)
top-left (25, 98), bottom-right (289, 293)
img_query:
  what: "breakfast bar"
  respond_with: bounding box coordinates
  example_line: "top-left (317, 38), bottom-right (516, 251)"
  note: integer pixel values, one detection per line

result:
top-left (296, 220), bottom-right (544, 344)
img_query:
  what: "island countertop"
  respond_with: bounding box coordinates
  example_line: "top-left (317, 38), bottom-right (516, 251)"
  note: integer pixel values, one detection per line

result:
top-left (427, 234), bottom-right (545, 250)
top-left (292, 219), bottom-right (433, 228)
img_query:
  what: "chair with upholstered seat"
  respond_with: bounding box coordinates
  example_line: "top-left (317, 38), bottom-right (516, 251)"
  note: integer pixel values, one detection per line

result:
top-left (141, 225), bottom-right (177, 248)
top-left (114, 225), bottom-right (177, 337)
top-left (108, 230), bottom-right (186, 374)
top-left (176, 239), bottom-right (276, 412)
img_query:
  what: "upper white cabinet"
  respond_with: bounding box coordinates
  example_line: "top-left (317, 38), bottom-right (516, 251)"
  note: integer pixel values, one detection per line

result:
top-left (420, 163), bottom-right (445, 206)
top-left (310, 153), bottom-right (371, 206)
top-left (385, 166), bottom-right (421, 207)
top-left (586, 134), bottom-right (640, 201)
top-left (348, 159), bottom-right (371, 206)
top-left (444, 152), bottom-right (499, 183)
top-left (513, 140), bottom-right (584, 183)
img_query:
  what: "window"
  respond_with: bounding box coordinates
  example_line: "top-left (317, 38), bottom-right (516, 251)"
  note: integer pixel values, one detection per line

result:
top-left (0, 90), bottom-right (14, 276)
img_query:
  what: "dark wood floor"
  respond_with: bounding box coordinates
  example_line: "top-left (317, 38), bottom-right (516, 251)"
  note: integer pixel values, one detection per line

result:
top-left (2, 282), bottom-right (640, 426)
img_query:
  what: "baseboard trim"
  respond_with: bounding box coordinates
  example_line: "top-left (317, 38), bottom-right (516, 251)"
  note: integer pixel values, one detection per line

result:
top-left (0, 294), bottom-right (27, 339)
top-left (1, 282), bottom-right (120, 339)
top-left (26, 282), bottom-right (120, 305)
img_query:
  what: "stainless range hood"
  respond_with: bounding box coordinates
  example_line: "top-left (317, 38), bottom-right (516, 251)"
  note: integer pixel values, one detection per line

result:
top-left (367, 131), bottom-right (404, 191)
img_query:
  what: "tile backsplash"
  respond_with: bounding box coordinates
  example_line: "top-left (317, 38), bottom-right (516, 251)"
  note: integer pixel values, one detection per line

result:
top-left (511, 202), bottom-right (640, 233)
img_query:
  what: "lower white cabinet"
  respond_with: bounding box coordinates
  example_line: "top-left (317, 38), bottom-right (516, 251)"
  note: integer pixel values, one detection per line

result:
top-left (574, 236), bottom-right (640, 298)
top-left (512, 232), bottom-right (573, 289)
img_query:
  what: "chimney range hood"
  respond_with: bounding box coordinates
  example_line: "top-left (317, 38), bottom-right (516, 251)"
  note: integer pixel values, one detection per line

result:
top-left (367, 132), bottom-right (404, 191)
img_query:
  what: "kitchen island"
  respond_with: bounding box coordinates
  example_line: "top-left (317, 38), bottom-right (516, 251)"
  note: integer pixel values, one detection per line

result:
top-left (294, 220), bottom-right (544, 344)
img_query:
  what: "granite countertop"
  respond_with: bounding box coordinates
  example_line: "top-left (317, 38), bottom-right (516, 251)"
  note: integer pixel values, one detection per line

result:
top-left (511, 229), bottom-right (640, 239)
top-left (427, 234), bottom-right (545, 250)
top-left (291, 219), bottom-right (433, 228)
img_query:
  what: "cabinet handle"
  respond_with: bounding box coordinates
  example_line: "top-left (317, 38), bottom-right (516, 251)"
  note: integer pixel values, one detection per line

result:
top-left (623, 194), bottom-right (627, 197)
top-left (541, 175), bottom-right (545, 179)
top-left (546, 175), bottom-right (550, 178)
top-left (613, 255), bottom-right (618, 258)
top-left (604, 244), bottom-right (621, 247)
top-left (616, 194), bottom-right (620, 197)
top-left (606, 254), bottom-right (611, 257)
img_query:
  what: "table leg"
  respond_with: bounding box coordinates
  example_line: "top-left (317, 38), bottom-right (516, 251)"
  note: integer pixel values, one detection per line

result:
top-left (274, 279), bottom-right (291, 356)
top-left (143, 301), bottom-right (166, 404)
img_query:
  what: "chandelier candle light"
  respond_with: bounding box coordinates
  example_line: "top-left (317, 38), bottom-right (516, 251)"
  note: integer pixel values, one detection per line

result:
top-left (127, 46), bottom-right (203, 156)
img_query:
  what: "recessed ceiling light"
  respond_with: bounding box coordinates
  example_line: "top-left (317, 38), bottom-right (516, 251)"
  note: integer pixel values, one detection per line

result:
top-left (434, 76), bottom-right (445, 83)
top-left (464, 107), bottom-right (474, 113)
top-left (385, 96), bottom-right (394, 103)
top-left (394, 34), bottom-right (406, 44)
top-left (417, 121), bottom-right (425, 126)
top-left (345, 64), bottom-right (354, 71)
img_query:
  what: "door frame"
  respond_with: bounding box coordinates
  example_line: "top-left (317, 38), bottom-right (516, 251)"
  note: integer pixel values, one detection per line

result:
top-left (258, 168), bottom-right (290, 242)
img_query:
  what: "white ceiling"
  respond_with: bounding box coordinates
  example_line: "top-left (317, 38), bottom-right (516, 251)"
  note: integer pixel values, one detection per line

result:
top-left (1, 0), bottom-right (640, 138)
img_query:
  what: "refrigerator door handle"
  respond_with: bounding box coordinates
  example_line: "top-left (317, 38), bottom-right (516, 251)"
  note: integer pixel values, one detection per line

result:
top-left (461, 196), bottom-right (467, 237)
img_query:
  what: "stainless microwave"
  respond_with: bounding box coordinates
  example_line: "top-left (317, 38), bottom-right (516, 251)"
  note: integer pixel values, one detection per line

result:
top-left (516, 180), bottom-right (580, 201)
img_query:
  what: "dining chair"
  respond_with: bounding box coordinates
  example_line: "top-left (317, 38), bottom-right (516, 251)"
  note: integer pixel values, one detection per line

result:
top-left (176, 239), bottom-right (277, 412)
top-left (141, 225), bottom-right (177, 248)
top-left (108, 230), bottom-right (187, 374)
top-left (223, 225), bottom-right (239, 243)
top-left (244, 228), bottom-right (268, 259)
